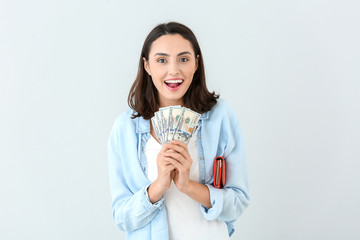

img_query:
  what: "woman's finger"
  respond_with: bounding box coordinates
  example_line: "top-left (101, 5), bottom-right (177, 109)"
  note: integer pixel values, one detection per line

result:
top-left (163, 156), bottom-right (184, 171)
top-left (160, 143), bottom-right (172, 153)
top-left (166, 145), bottom-right (191, 163)
top-left (170, 140), bottom-right (188, 151)
top-left (158, 154), bottom-right (176, 166)
top-left (162, 151), bottom-right (187, 165)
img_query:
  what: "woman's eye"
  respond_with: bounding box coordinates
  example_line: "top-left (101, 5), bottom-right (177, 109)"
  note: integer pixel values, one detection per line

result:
top-left (157, 58), bottom-right (166, 63)
top-left (180, 57), bottom-right (189, 62)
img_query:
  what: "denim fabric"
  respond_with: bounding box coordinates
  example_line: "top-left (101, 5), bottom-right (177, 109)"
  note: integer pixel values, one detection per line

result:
top-left (108, 99), bottom-right (250, 239)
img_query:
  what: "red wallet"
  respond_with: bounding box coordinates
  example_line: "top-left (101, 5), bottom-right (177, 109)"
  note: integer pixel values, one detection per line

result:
top-left (213, 156), bottom-right (226, 188)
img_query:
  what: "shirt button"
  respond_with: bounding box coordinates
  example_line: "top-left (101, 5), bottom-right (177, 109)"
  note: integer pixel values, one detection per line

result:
top-left (200, 157), bottom-right (204, 160)
top-left (201, 180), bottom-right (205, 183)
top-left (198, 135), bottom-right (202, 139)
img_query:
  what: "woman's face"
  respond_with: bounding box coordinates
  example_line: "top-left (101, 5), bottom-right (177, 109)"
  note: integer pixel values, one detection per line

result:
top-left (144, 34), bottom-right (198, 107)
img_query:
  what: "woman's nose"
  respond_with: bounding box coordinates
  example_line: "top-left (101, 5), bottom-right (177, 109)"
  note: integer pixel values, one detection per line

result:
top-left (168, 61), bottom-right (180, 75)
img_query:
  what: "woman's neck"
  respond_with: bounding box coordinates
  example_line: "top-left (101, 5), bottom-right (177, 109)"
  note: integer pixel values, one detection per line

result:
top-left (159, 99), bottom-right (184, 108)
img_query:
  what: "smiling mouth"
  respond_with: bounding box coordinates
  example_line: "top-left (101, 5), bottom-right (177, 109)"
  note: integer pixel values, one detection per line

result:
top-left (164, 79), bottom-right (184, 88)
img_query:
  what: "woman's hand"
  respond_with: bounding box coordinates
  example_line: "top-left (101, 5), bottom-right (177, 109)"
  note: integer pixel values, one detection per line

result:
top-left (155, 144), bottom-right (177, 191)
top-left (148, 144), bottom-right (175, 203)
top-left (162, 140), bottom-right (193, 192)
top-left (148, 144), bottom-right (176, 203)
top-left (161, 140), bottom-right (212, 208)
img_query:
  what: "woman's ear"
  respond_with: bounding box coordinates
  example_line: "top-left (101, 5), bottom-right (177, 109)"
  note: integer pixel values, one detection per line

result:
top-left (143, 57), bottom-right (151, 76)
top-left (195, 55), bottom-right (200, 71)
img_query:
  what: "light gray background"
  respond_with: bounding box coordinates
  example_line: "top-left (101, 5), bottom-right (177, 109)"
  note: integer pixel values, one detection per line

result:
top-left (1, 0), bottom-right (359, 239)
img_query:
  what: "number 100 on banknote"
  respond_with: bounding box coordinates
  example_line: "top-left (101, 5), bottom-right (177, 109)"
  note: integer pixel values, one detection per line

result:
top-left (151, 106), bottom-right (201, 145)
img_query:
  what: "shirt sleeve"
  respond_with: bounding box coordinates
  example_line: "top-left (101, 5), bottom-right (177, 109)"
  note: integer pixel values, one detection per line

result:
top-left (108, 121), bottom-right (165, 232)
top-left (199, 106), bottom-right (250, 229)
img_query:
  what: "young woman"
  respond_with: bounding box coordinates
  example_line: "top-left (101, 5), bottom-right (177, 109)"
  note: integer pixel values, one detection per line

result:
top-left (108, 22), bottom-right (250, 239)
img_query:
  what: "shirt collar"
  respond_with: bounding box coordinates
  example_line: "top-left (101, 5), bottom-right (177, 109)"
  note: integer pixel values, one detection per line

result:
top-left (200, 111), bottom-right (209, 120)
top-left (136, 116), bottom-right (150, 134)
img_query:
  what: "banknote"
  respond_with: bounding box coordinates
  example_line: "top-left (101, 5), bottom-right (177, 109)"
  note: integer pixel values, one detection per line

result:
top-left (152, 106), bottom-right (201, 145)
top-left (151, 116), bottom-right (163, 145)
top-left (172, 108), bottom-right (201, 144)
top-left (167, 106), bottom-right (184, 143)
top-left (158, 106), bottom-right (170, 143)
top-left (154, 111), bottom-right (165, 144)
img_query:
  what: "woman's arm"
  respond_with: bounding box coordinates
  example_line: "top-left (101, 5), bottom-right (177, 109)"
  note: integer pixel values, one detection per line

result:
top-left (199, 103), bottom-right (250, 226)
top-left (108, 121), bottom-right (164, 232)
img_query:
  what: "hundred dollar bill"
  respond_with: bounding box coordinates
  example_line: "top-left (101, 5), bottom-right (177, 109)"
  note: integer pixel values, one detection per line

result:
top-left (167, 105), bottom-right (184, 143)
top-left (182, 108), bottom-right (201, 140)
top-left (154, 111), bottom-right (165, 144)
top-left (158, 106), bottom-right (170, 143)
top-left (151, 116), bottom-right (163, 145)
top-left (172, 108), bottom-right (201, 144)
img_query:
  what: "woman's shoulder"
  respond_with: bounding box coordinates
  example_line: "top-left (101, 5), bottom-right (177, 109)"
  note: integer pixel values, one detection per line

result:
top-left (111, 108), bottom-right (137, 131)
top-left (205, 99), bottom-right (243, 137)
top-left (209, 98), bottom-right (238, 119)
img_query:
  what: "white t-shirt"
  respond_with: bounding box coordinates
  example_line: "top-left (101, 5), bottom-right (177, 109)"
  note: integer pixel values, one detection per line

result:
top-left (145, 129), bottom-right (229, 240)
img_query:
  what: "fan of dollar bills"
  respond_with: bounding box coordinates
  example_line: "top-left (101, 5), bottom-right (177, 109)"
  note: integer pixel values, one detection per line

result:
top-left (151, 106), bottom-right (201, 145)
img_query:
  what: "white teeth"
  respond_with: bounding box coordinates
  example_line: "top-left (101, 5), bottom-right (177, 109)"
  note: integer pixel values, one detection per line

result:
top-left (165, 80), bottom-right (183, 84)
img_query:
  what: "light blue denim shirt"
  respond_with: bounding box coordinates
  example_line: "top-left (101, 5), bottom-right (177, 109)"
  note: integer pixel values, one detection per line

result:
top-left (108, 99), bottom-right (250, 239)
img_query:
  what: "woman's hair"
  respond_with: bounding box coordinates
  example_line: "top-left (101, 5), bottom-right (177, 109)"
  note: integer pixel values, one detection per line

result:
top-left (128, 22), bottom-right (219, 120)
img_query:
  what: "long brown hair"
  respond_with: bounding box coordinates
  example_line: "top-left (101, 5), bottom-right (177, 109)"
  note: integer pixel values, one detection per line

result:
top-left (127, 22), bottom-right (219, 120)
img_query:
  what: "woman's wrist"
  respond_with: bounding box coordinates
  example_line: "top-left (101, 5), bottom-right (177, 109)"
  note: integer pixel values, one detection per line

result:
top-left (147, 180), bottom-right (166, 204)
top-left (182, 180), bottom-right (212, 208)
top-left (177, 179), bottom-right (192, 194)
top-left (179, 180), bottom-right (194, 194)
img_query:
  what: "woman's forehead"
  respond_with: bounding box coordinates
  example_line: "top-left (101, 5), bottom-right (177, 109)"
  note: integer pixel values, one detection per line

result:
top-left (149, 34), bottom-right (194, 56)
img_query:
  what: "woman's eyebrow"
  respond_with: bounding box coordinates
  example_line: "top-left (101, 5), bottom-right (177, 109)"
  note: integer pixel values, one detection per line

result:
top-left (153, 51), bottom-right (192, 57)
top-left (177, 51), bottom-right (192, 56)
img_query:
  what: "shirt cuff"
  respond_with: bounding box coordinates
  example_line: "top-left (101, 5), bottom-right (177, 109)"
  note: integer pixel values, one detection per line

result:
top-left (199, 184), bottom-right (223, 220)
top-left (142, 183), bottom-right (165, 210)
